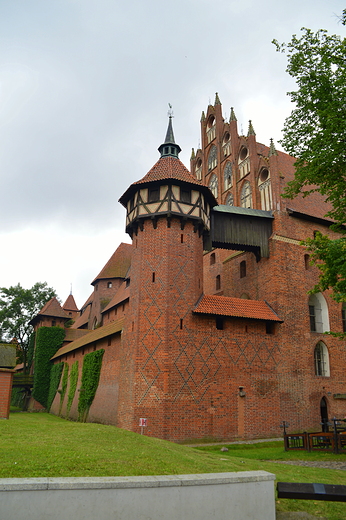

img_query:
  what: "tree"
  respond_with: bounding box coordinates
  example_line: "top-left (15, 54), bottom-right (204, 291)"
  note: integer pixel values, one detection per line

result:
top-left (273, 22), bottom-right (346, 304)
top-left (0, 282), bottom-right (57, 372)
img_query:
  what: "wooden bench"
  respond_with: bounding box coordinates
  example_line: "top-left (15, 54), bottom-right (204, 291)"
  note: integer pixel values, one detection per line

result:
top-left (277, 482), bottom-right (346, 502)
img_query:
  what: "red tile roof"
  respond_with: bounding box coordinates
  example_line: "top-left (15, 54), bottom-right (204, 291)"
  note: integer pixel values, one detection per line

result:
top-left (35, 297), bottom-right (69, 320)
top-left (102, 280), bottom-right (130, 313)
top-left (134, 156), bottom-right (205, 186)
top-left (92, 243), bottom-right (132, 284)
top-left (62, 294), bottom-right (78, 312)
top-left (51, 319), bottom-right (125, 359)
top-left (194, 294), bottom-right (282, 322)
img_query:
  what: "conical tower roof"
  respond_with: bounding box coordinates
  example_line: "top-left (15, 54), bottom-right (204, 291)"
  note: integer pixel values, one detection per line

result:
top-left (119, 117), bottom-right (216, 207)
top-left (63, 294), bottom-right (78, 312)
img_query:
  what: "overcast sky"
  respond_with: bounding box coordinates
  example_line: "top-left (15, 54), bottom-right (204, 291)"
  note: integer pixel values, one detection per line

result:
top-left (0, 0), bottom-right (344, 307)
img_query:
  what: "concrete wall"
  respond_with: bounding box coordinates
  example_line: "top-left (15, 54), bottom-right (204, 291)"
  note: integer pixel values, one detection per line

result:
top-left (0, 471), bottom-right (275, 520)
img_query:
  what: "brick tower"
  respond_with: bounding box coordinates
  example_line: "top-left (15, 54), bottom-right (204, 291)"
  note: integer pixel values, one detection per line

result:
top-left (118, 116), bottom-right (216, 438)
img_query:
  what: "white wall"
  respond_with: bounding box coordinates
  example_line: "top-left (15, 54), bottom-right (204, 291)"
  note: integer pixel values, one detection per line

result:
top-left (0, 471), bottom-right (275, 520)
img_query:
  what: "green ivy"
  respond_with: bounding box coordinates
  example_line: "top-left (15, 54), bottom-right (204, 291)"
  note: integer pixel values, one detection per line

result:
top-left (47, 362), bottom-right (64, 411)
top-left (27, 332), bottom-right (36, 373)
top-left (32, 327), bottom-right (65, 408)
top-left (59, 363), bottom-right (69, 415)
top-left (67, 360), bottom-right (79, 415)
top-left (78, 349), bottom-right (104, 422)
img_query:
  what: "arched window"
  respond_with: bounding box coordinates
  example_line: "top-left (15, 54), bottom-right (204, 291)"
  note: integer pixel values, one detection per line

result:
top-left (210, 252), bottom-right (216, 265)
top-left (216, 275), bottom-right (221, 291)
top-left (195, 158), bottom-right (202, 180)
top-left (240, 181), bottom-right (252, 209)
top-left (224, 162), bottom-right (233, 190)
top-left (225, 193), bottom-right (233, 206)
top-left (240, 260), bottom-right (246, 278)
top-left (208, 145), bottom-right (217, 171)
top-left (209, 173), bottom-right (218, 198)
top-left (207, 115), bottom-right (216, 143)
top-left (304, 254), bottom-right (310, 270)
top-left (308, 293), bottom-right (330, 333)
top-left (314, 342), bottom-right (330, 376)
top-left (258, 167), bottom-right (272, 211)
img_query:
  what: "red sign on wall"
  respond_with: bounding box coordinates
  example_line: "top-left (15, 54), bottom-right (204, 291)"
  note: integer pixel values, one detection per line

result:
top-left (139, 418), bottom-right (147, 427)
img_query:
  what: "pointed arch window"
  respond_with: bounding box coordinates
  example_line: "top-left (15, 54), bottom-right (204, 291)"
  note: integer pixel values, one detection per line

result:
top-left (209, 173), bottom-right (218, 198)
top-left (207, 115), bottom-right (216, 143)
top-left (208, 145), bottom-right (217, 171)
top-left (314, 341), bottom-right (330, 376)
top-left (308, 293), bottom-right (329, 333)
top-left (240, 181), bottom-right (252, 209)
top-left (225, 193), bottom-right (233, 206)
top-left (224, 161), bottom-right (233, 190)
top-left (258, 167), bottom-right (272, 211)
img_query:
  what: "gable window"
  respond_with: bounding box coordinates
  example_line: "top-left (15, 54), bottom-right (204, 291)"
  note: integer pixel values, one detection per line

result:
top-left (195, 158), bottom-right (202, 180)
top-left (148, 187), bottom-right (159, 202)
top-left (308, 293), bottom-right (329, 333)
top-left (240, 260), bottom-right (246, 278)
top-left (224, 162), bottom-right (233, 190)
top-left (314, 341), bottom-right (330, 377)
top-left (240, 181), bottom-right (252, 208)
top-left (208, 145), bottom-right (217, 171)
top-left (209, 173), bottom-right (218, 198)
top-left (225, 193), bottom-right (233, 206)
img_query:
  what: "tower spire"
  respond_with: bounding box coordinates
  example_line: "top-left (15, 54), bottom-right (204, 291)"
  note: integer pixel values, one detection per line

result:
top-left (158, 105), bottom-right (181, 158)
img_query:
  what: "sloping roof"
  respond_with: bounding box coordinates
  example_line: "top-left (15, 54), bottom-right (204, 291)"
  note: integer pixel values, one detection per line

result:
top-left (119, 156), bottom-right (217, 207)
top-left (102, 281), bottom-right (130, 313)
top-left (92, 243), bottom-right (132, 284)
top-left (63, 294), bottom-right (78, 312)
top-left (52, 318), bottom-right (125, 359)
top-left (134, 156), bottom-right (204, 186)
top-left (30, 298), bottom-right (69, 325)
top-left (72, 306), bottom-right (91, 329)
top-left (193, 295), bottom-right (282, 322)
top-left (64, 328), bottom-right (90, 343)
top-left (213, 206), bottom-right (273, 219)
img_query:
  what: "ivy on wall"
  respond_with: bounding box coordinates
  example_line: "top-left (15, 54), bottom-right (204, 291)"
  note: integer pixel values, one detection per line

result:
top-left (32, 327), bottom-right (65, 408)
top-left (47, 362), bottom-right (64, 411)
top-left (59, 362), bottom-right (69, 415)
top-left (78, 349), bottom-right (104, 422)
top-left (67, 360), bottom-right (78, 415)
top-left (27, 332), bottom-right (36, 373)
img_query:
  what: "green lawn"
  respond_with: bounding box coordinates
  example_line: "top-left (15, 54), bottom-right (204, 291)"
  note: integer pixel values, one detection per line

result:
top-left (1, 413), bottom-right (346, 520)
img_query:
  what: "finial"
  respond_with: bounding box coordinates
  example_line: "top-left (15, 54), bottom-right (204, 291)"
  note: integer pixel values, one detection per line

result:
top-left (247, 120), bottom-right (256, 136)
top-left (70, 283), bottom-right (72, 295)
top-left (190, 148), bottom-right (195, 160)
top-left (214, 92), bottom-right (221, 105)
top-left (168, 103), bottom-right (173, 119)
top-left (201, 111), bottom-right (206, 122)
top-left (269, 138), bottom-right (278, 156)
top-left (230, 107), bottom-right (237, 122)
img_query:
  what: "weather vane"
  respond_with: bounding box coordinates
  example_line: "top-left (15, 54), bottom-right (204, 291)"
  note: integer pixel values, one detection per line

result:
top-left (168, 103), bottom-right (174, 118)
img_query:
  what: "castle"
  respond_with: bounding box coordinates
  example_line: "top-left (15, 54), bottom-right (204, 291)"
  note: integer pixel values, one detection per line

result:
top-left (30, 94), bottom-right (346, 441)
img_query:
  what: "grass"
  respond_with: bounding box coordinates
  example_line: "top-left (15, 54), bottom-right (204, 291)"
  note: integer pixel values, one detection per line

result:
top-left (1, 413), bottom-right (346, 519)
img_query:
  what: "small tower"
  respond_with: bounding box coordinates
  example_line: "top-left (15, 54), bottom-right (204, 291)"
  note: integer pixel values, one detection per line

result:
top-left (118, 116), bottom-right (216, 438)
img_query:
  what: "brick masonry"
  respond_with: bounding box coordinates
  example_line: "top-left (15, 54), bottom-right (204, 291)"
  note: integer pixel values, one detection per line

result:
top-left (45, 95), bottom-right (346, 441)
